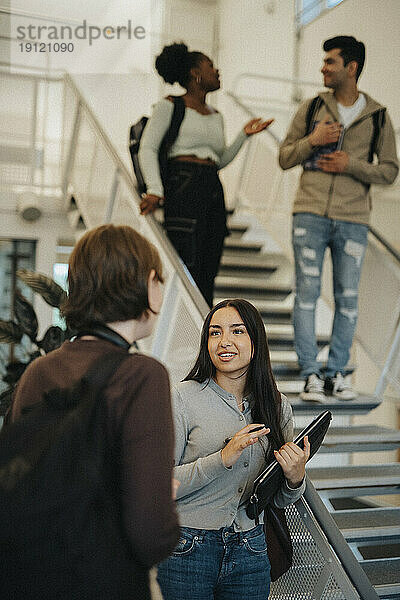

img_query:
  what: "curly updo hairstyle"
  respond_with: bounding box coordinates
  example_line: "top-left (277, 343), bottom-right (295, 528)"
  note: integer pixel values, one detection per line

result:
top-left (155, 42), bottom-right (205, 88)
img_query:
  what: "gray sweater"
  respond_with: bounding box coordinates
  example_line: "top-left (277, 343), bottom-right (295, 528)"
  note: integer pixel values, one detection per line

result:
top-left (172, 378), bottom-right (305, 532)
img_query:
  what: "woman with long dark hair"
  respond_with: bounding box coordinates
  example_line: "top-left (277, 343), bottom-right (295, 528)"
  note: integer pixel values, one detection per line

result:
top-left (157, 298), bottom-right (310, 600)
top-left (139, 43), bottom-right (273, 307)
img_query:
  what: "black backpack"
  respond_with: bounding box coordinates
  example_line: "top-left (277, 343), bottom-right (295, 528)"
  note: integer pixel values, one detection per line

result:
top-left (129, 95), bottom-right (186, 195)
top-left (305, 95), bottom-right (386, 163)
top-left (0, 335), bottom-right (146, 599)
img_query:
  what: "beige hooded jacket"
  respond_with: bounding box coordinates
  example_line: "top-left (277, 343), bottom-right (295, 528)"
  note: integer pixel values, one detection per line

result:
top-left (279, 91), bottom-right (398, 225)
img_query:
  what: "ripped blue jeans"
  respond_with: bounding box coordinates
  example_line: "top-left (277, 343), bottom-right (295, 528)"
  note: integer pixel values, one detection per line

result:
top-left (292, 213), bottom-right (368, 378)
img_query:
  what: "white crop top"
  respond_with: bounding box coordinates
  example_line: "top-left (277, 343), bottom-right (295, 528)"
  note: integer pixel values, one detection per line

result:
top-left (138, 98), bottom-right (248, 197)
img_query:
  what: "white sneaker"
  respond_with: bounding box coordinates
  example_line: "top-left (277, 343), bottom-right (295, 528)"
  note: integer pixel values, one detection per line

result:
top-left (300, 374), bottom-right (325, 402)
top-left (324, 372), bottom-right (357, 401)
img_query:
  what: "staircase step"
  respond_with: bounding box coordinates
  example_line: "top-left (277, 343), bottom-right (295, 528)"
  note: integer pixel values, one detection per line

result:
top-left (215, 296), bottom-right (294, 324)
top-left (332, 507), bottom-right (400, 542)
top-left (265, 327), bottom-right (329, 351)
top-left (277, 380), bottom-right (304, 395)
top-left (223, 238), bottom-right (263, 253)
top-left (270, 350), bottom-right (298, 364)
top-left (288, 393), bottom-right (381, 416)
top-left (308, 463), bottom-right (400, 491)
top-left (361, 558), bottom-right (400, 595)
top-left (219, 253), bottom-right (278, 275)
top-left (214, 276), bottom-right (292, 299)
top-left (226, 223), bottom-right (248, 238)
top-left (311, 426), bottom-right (400, 453)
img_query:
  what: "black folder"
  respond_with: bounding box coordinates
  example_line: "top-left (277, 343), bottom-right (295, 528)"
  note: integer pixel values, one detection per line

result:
top-left (246, 409), bottom-right (332, 520)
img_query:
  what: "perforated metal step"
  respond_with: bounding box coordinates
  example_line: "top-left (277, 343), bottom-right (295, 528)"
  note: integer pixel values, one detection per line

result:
top-left (314, 426), bottom-right (400, 453)
top-left (361, 557), bottom-right (400, 596)
top-left (288, 394), bottom-right (381, 416)
top-left (332, 507), bottom-right (400, 542)
top-left (308, 463), bottom-right (400, 492)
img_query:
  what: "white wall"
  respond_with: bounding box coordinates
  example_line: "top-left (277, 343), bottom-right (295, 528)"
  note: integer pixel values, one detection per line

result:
top-left (72, 0), bottom-right (219, 170)
top-left (216, 0), bottom-right (297, 207)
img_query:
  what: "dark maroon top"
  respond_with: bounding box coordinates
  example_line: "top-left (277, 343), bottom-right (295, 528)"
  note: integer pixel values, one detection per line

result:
top-left (11, 337), bottom-right (180, 569)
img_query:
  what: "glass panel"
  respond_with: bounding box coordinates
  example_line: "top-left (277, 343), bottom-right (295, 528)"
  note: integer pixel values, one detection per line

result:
top-left (300, 0), bottom-right (322, 25)
top-left (34, 80), bottom-right (64, 188)
top-left (0, 238), bottom-right (36, 396)
top-left (297, 0), bottom-right (344, 27)
top-left (0, 73), bottom-right (35, 184)
top-left (69, 114), bottom-right (97, 217)
top-left (85, 136), bottom-right (116, 227)
top-left (52, 262), bottom-right (69, 328)
top-left (61, 83), bottom-right (79, 179)
top-left (0, 73), bottom-right (35, 146)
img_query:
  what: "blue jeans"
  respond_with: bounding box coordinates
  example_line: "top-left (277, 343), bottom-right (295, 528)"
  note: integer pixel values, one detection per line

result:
top-left (157, 525), bottom-right (271, 600)
top-left (292, 213), bottom-right (368, 378)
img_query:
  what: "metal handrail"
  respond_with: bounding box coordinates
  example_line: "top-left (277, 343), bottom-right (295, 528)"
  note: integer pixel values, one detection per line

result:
top-left (369, 225), bottom-right (400, 265)
top-left (232, 72), bottom-right (321, 94)
top-left (303, 478), bottom-right (379, 600)
top-left (224, 91), bottom-right (281, 143)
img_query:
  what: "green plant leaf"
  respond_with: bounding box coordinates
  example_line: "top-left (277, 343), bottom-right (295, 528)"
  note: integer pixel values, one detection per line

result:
top-left (3, 360), bottom-right (28, 384)
top-left (14, 290), bottom-right (38, 341)
top-left (16, 269), bottom-right (67, 308)
top-left (0, 320), bottom-right (23, 343)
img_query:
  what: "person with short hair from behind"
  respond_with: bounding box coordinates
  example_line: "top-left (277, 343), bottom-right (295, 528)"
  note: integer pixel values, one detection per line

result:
top-left (139, 42), bottom-right (274, 307)
top-left (279, 36), bottom-right (398, 402)
top-left (157, 298), bottom-right (310, 600)
top-left (9, 224), bottom-right (180, 599)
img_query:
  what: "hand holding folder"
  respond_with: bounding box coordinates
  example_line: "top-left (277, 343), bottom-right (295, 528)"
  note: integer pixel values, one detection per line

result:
top-left (246, 410), bottom-right (332, 521)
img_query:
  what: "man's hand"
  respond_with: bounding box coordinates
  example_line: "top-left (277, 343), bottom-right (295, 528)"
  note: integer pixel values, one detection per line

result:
top-left (317, 151), bottom-right (349, 173)
top-left (309, 115), bottom-right (342, 147)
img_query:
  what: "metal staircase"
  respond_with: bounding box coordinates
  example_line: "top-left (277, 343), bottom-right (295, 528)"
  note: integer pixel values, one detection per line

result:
top-left (3, 65), bottom-right (399, 599)
top-left (219, 220), bottom-right (400, 599)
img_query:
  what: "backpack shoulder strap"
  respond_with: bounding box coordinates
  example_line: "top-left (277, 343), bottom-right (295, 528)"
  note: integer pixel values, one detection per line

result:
top-left (83, 351), bottom-right (130, 393)
top-left (305, 96), bottom-right (323, 135)
top-left (43, 351), bottom-right (130, 413)
top-left (162, 95), bottom-right (186, 151)
top-left (369, 107), bottom-right (386, 163)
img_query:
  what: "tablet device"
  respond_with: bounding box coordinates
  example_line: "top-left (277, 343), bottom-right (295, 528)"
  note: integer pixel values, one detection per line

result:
top-left (246, 410), bottom-right (332, 520)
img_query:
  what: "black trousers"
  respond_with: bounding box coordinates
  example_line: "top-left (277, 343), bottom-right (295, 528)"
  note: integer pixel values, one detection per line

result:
top-left (164, 162), bottom-right (228, 307)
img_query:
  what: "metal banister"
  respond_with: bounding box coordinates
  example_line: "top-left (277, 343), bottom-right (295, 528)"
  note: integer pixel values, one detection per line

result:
top-left (303, 478), bottom-right (380, 600)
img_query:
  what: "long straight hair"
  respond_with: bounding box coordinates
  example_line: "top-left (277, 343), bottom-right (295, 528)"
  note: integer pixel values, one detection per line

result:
top-left (185, 299), bottom-right (285, 460)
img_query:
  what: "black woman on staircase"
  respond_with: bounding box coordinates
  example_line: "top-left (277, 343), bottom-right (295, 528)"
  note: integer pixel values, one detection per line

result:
top-left (139, 42), bottom-right (274, 307)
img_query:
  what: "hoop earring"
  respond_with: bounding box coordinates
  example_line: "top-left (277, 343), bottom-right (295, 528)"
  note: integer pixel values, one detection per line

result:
top-left (196, 75), bottom-right (201, 84)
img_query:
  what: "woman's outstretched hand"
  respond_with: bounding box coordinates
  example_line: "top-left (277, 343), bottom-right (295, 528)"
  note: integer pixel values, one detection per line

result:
top-left (221, 423), bottom-right (270, 468)
top-left (274, 435), bottom-right (310, 488)
top-left (244, 118), bottom-right (274, 136)
top-left (140, 194), bottom-right (164, 215)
